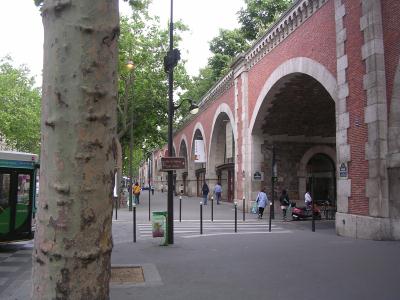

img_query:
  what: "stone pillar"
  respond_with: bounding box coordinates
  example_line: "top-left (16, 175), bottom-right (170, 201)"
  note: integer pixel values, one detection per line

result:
top-left (334, 0), bottom-right (352, 218)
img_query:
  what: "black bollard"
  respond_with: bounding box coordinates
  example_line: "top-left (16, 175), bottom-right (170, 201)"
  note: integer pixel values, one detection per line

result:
top-left (133, 203), bottom-right (136, 243)
top-left (269, 201), bottom-right (272, 232)
top-left (115, 197), bottom-right (118, 220)
top-left (200, 202), bottom-right (203, 234)
top-left (179, 196), bottom-right (182, 222)
top-left (312, 201), bottom-right (316, 232)
top-left (243, 197), bottom-right (245, 222)
top-left (148, 184), bottom-right (151, 222)
top-left (211, 196), bottom-right (214, 222)
top-left (234, 202), bottom-right (238, 233)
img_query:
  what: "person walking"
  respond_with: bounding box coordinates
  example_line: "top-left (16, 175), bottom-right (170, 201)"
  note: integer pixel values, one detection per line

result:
top-left (133, 182), bottom-right (141, 204)
top-left (256, 188), bottom-right (268, 219)
top-left (279, 189), bottom-right (290, 221)
top-left (202, 182), bottom-right (209, 205)
top-left (305, 190), bottom-right (312, 208)
top-left (214, 182), bottom-right (222, 204)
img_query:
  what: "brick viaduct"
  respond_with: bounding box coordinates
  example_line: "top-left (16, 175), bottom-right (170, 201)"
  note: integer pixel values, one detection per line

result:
top-left (145, 0), bottom-right (400, 240)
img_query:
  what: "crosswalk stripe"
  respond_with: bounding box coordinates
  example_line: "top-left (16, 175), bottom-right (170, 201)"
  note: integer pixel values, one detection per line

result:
top-left (136, 220), bottom-right (290, 239)
top-left (183, 231), bottom-right (292, 238)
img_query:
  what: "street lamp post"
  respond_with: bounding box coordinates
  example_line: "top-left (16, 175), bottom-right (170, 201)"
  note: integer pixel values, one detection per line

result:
top-left (166, 0), bottom-right (177, 245)
top-left (164, 0), bottom-right (198, 245)
top-left (126, 60), bottom-right (135, 212)
top-left (148, 156), bottom-right (151, 221)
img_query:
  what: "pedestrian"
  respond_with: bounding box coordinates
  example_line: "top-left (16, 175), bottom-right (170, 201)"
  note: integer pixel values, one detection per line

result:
top-left (256, 188), bottom-right (268, 219)
top-left (202, 181), bottom-right (209, 205)
top-left (214, 182), bottom-right (222, 204)
top-left (161, 183), bottom-right (164, 193)
top-left (279, 189), bottom-right (290, 221)
top-left (133, 182), bottom-right (141, 204)
top-left (305, 190), bottom-right (312, 208)
top-left (179, 183), bottom-right (184, 195)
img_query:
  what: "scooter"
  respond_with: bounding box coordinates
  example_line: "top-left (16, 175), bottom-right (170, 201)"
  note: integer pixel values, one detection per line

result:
top-left (291, 202), bottom-right (321, 221)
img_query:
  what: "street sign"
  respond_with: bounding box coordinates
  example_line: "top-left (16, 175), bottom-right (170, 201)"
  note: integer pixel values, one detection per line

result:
top-left (339, 163), bottom-right (347, 178)
top-left (253, 171), bottom-right (264, 181)
top-left (160, 157), bottom-right (186, 171)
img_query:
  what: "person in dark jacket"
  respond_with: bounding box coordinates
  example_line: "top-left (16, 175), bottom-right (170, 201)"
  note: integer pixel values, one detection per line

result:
top-left (202, 182), bottom-right (209, 205)
top-left (279, 189), bottom-right (290, 221)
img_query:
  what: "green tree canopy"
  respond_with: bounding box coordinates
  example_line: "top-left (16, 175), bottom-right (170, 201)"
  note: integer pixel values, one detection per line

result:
top-left (0, 56), bottom-right (41, 153)
top-left (238, 0), bottom-right (292, 41)
top-left (118, 4), bottom-right (191, 173)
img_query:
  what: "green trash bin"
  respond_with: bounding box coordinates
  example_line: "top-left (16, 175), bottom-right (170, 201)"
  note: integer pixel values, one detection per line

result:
top-left (152, 211), bottom-right (168, 246)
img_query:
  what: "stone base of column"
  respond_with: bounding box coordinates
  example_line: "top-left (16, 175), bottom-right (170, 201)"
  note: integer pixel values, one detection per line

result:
top-left (336, 212), bottom-right (400, 240)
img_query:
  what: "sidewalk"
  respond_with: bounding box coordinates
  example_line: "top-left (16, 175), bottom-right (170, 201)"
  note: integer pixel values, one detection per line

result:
top-left (110, 192), bottom-right (400, 300)
top-left (1, 192), bottom-right (399, 299)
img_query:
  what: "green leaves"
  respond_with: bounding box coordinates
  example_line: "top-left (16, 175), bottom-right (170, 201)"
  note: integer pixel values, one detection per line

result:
top-left (238, 0), bottom-right (292, 41)
top-left (118, 9), bottom-right (190, 174)
top-left (0, 56), bottom-right (41, 153)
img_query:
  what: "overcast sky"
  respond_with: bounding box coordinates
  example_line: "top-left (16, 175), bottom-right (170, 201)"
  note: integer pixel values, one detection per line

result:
top-left (0, 0), bottom-right (244, 86)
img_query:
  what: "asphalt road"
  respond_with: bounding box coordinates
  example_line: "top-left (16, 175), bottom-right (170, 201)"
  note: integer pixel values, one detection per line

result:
top-left (1, 192), bottom-right (400, 300)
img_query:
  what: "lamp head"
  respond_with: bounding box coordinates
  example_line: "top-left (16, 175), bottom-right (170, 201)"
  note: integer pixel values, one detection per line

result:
top-left (188, 100), bottom-right (199, 115)
top-left (126, 60), bottom-right (134, 70)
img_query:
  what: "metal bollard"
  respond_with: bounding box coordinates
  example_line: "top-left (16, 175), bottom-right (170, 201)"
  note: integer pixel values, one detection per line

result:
top-left (234, 202), bottom-right (238, 233)
top-left (268, 201), bottom-right (272, 232)
top-left (312, 200), bottom-right (316, 232)
top-left (243, 197), bottom-right (245, 222)
top-left (148, 185), bottom-right (151, 222)
top-left (200, 202), bottom-right (203, 234)
top-left (211, 196), bottom-right (214, 222)
top-left (115, 197), bottom-right (118, 220)
top-left (179, 196), bottom-right (182, 222)
top-left (133, 203), bottom-right (136, 243)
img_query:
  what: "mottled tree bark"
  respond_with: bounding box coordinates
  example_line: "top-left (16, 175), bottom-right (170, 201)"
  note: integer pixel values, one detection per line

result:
top-left (33, 0), bottom-right (119, 299)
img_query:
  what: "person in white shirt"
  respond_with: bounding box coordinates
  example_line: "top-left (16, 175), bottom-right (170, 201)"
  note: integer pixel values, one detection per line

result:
top-left (305, 191), bottom-right (312, 208)
top-left (256, 188), bottom-right (268, 219)
top-left (214, 182), bottom-right (222, 204)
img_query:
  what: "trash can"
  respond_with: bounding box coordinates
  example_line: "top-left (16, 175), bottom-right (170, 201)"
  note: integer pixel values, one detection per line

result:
top-left (152, 211), bottom-right (168, 246)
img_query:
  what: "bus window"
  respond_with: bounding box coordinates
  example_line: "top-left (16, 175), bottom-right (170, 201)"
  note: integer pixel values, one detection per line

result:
top-left (0, 173), bottom-right (11, 234)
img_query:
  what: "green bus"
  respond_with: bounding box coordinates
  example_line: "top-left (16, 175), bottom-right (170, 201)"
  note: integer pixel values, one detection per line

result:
top-left (0, 151), bottom-right (39, 243)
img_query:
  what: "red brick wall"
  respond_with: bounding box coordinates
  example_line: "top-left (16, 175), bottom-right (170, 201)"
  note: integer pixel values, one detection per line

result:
top-left (247, 1), bottom-right (337, 118)
top-left (382, 0), bottom-right (400, 112)
top-left (344, 0), bottom-right (369, 215)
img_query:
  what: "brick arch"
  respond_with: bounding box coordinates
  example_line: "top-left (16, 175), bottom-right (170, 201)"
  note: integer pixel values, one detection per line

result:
top-left (249, 57), bottom-right (338, 134)
top-left (388, 59), bottom-right (400, 167)
top-left (208, 103), bottom-right (237, 171)
top-left (297, 145), bottom-right (337, 202)
top-left (190, 122), bottom-right (207, 162)
top-left (178, 134), bottom-right (189, 158)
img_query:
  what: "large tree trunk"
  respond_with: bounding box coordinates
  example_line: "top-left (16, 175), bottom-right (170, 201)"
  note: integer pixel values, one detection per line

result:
top-left (33, 1), bottom-right (119, 299)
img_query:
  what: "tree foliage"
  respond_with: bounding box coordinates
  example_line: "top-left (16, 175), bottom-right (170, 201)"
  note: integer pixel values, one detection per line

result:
top-left (118, 4), bottom-right (190, 173)
top-left (208, 28), bottom-right (248, 80)
top-left (238, 0), bottom-right (293, 41)
top-left (0, 56), bottom-right (41, 153)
